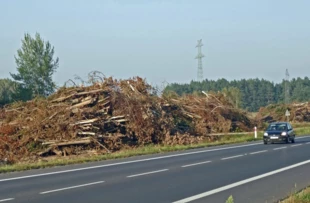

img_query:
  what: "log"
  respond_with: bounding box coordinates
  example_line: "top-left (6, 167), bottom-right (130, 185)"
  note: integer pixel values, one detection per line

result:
top-left (77, 131), bottom-right (96, 136)
top-left (49, 112), bottom-right (59, 120)
top-left (181, 110), bottom-right (202, 119)
top-left (127, 81), bottom-right (135, 92)
top-left (114, 119), bottom-right (129, 123)
top-left (68, 99), bottom-right (93, 109)
top-left (51, 93), bottom-right (76, 103)
top-left (37, 147), bottom-right (52, 156)
top-left (98, 134), bottom-right (127, 139)
top-left (110, 115), bottom-right (125, 120)
top-left (51, 89), bottom-right (103, 103)
top-left (100, 101), bottom-right (110, 106)
top-left (79, 123), bottom-right (93, 127)
top-left (293, 102), bottom-right (308, 107)
top-left (202, 91), bottom-right (209, 97)
top-left (104, 119), bottom-right (128, 124)
top-left (76, 89), bottom-right (105, 96)
top-left (42, 141), bottom-right (57, 145)
top-left (98, 96), bottom-right (110, 104)
top-left (78, 126), bottom-right (100, 131)
top-left (81, 96), bottom-right (93, 102)
top-left (5, 107), bottom-right (24, 112)
top-left (78, 126), bottom-right (92, 130)
top-left (96, 109), bottom-right (108, 114)
top-left (48, 104), bottom-right (70, 109)
top-left (46, 139), bottom-right (92, 147)
top-left (74, 118), bottom-right (98, 125)
top-left (91, 138), bottom-right (111, 153)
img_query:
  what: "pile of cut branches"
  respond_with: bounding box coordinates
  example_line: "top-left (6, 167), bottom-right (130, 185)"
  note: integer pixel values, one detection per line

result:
top-left (0, 75), bottom-right (253, 164)
top-left (256, 102), bottom-right (310, 126)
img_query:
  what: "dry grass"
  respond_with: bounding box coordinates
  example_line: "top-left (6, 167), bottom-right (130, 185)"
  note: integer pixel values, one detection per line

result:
top-left (280, 187), bottom-right (310, 203)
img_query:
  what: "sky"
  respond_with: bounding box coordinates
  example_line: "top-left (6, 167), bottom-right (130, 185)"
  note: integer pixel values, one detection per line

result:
top-left (0, 0), bottom-right (310, 87)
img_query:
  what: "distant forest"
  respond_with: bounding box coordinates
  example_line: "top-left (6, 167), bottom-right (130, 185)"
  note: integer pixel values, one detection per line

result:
top-left (164, 77), bottom-right (310, 112)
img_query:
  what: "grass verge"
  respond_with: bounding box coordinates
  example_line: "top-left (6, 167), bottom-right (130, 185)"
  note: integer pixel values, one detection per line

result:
top-left (280, 186), bottom-right (310, 203)
top-left (1, 126), bottom-right (309, 174)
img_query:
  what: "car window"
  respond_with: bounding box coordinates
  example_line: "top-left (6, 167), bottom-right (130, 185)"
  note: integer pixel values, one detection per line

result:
top-left (288, 124), bottom-right (292, 130)
top-left (267, 124), bottom-right (287, 131)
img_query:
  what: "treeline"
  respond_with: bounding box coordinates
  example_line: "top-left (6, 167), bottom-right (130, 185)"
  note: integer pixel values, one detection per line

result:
top-left (164, 77), bottom-right (310, 111)
top-left (0, 33), bottom-right (59, 107)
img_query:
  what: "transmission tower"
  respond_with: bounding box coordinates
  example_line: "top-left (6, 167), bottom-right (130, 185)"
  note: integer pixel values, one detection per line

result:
top-left (285, 69), bottom-right (290, 104)
top-left (195, 39), bottom-right (205, 81)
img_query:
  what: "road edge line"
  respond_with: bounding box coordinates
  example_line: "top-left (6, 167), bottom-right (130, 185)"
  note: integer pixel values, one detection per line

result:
top-left (172, 159), bottom-right (310, 203)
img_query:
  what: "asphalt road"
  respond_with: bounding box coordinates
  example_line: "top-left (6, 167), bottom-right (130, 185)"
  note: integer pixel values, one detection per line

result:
top-left (1, 136), bottom-right (310, 203)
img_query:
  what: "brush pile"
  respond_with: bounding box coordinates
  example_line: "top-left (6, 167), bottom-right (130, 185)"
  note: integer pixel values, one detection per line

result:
top-left (257, 102), bottom-right (310, 126)
top-left (0, 75), bottom-right (253, 164)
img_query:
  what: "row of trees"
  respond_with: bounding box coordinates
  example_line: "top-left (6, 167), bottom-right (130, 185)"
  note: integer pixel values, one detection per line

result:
top-left (0, 33), bottom-right (59, 106)
top-left (164, 77), bottom-right (310, 111)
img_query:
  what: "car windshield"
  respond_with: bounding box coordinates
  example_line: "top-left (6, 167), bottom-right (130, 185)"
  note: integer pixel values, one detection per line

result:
top-left (267, 123), bottom-right (287, 131)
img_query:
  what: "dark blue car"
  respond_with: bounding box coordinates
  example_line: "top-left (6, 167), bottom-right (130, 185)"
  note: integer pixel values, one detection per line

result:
top-left (263, 122), bottom-right (295, 144)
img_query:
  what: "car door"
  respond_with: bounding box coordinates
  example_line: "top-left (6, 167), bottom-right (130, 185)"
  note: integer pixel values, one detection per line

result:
top-left (287, 123), bottom-right (293, 138)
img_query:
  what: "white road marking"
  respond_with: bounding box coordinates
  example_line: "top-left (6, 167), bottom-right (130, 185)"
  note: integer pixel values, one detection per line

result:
top-left (172, 159), bottom-right (310, 203)
top-left (0, 143), bottom-right (263, 182)
top-left (295, 136), bottom-right (310, 140)
top-left (1, 135), bottom-right (309, 183)
top-left (221, 154), bottom-right (244, 160)
top-left (0, 199), bottom-right (14, 202)
top-left (249, 150), bottom-right (268, 155)
top-left (182, 161), bottom-right (212, 168)
top-left (291, 144), bottom-right (302, 147)
top-left (127, 169), bottom-right (168, 178)
top-left (273, 147), bottom-right (287, 150)
top-left (40, 181), bottom-right (104, 194)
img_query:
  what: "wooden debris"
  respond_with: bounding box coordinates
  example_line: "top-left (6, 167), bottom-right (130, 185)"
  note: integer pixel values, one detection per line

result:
top-left (0, 75), bottom-right (256, 163)
top-left (77, 131), bottom-right (96, 136)
top-left (74, 118), bottom-right (99, 125)
top-left (43, 138), bottom-right (92, 147)
top-left (68, 98), bottom-right (94, 109)
top-left (51, 93), bottom-right (76, 103)
top-left (76, 89), bottom-right (105, 96)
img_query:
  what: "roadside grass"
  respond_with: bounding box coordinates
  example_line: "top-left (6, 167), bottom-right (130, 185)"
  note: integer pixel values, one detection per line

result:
top-left (225, 186), bottom-right (310, 203)
top-left (0, 126), bottom-right (309, 173)
top-left (294, 126), bottom-right (310, 136)
top-left (280, 186), bottom-right (310, 203)
top-left (291, 122), bottom-right (310, 129)
top-left (225, 195), bottom-right (234, 203)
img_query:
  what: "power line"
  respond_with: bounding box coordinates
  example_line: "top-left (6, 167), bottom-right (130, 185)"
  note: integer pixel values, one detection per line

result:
top-left (195, 39), bottom-right (205, 81)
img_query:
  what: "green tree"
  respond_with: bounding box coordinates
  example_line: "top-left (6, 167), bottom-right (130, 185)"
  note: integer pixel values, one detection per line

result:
top-left (10, 33), bottom-right (59, 98)
top-left (165, 77), bottom-right (310, 111)
top-left (0, 78), bottom-right (17, 106)
top-left (222, 87), bottom-right (242, 108)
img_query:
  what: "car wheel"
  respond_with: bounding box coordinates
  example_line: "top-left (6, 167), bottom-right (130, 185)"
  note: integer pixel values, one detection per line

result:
top-left (264, 141), bottom-right (267, 145)
top-left (286, 137), bottom-right (290, 144)
top-left (292, 137), bottom-right (295, 143)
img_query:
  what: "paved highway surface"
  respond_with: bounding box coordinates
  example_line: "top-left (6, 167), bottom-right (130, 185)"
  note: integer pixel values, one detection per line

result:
top-left (1, 136), bottom-right (310, 203)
